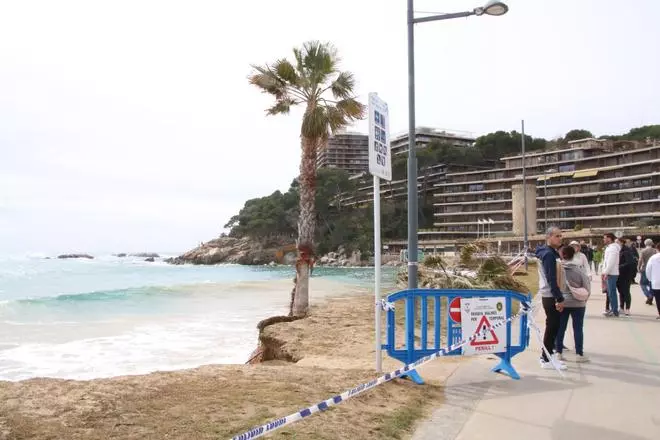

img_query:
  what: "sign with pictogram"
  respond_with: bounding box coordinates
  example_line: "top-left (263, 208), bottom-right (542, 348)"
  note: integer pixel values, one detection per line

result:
top-left (449, 297), bottom-right (461, 323)
top-left (471, 315), bottom-right (499, 345)
top-left (461, 297), bottom-right (506, 355)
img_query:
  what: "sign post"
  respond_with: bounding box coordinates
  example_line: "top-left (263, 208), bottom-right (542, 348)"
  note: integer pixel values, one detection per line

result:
top-left (369, 92), bottom-right (392, 373)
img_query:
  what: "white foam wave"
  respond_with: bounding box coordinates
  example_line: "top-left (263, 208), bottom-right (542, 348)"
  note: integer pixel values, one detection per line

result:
top-left (0, 315), bottom-right (267, 381)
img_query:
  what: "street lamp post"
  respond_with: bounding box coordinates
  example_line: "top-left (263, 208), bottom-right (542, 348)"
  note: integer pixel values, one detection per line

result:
top-left (406, 0), bottom-right (509, 288)
top-left (521, 120), bottom-right (528, 270)
top-left (544, 170), bottom-right (548, 231)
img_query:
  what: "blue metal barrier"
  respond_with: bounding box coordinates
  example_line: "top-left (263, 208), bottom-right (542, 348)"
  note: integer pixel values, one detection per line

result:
top-left (383, 289), bottom-right (531, 383)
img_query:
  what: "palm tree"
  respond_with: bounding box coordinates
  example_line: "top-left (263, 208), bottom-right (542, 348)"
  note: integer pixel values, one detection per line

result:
top-left (249, 41), bottom-right (365, 317)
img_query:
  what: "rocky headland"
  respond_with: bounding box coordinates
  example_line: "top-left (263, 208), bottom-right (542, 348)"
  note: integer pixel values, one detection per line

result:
top-left (165, 236), bottom-right (296, 266)
top-left (165, 236), bottom-right (401, 267)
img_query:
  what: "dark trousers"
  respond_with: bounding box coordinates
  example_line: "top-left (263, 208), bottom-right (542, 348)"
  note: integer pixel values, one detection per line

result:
top-left (542, 297), bottom-right (561, 362)
top-left (556, 307), bottom-right (586, 356)
top-left (617, 276), bottom-right (632, 310)
top-left (654, 289), bottom-right (660, 316)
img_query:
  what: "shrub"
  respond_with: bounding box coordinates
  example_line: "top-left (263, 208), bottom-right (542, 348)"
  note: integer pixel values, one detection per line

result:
top-left (460, 244), bottom-right (479, 267)
top-left (477, 256), bottom-right (509, 281)
top-left (423, 255), bottom-right (445, 268)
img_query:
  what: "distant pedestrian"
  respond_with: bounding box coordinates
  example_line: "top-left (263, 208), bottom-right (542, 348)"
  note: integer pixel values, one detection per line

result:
top-left (617, 238), bottom-right (636, 316)
top-left (580, 240), bottom-right (594, 273)
top-left (535, 226), bottom-right (567, 370)
top-left (639, 239), bottom-right (657, 305)
top-left (555, 245), bottom-right (591, 363)
top-left (593, 246), bottom-right (603, 274)
top-left (570, 241), bottom-right (590, 278)
top-left (601, 233), bottom-right (621, 317)
top-left (644, 243), bottom-right (660, 320)
top-left (629, 241), bottom-right (640, 284)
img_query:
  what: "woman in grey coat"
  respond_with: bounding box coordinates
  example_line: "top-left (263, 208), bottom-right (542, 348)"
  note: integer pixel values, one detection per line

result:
top-left (555, 245), bottom-right (591, 363)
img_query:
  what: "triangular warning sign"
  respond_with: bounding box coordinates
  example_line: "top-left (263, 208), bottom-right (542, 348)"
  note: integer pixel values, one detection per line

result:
top-left (470, 315), bottom-right (499, 346)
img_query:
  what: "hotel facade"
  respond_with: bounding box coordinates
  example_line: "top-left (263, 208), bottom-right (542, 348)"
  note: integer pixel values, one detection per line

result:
top-left (416, 138), bottom-right (660, 247)
top-left (316, 131), bottom-right (370, 175)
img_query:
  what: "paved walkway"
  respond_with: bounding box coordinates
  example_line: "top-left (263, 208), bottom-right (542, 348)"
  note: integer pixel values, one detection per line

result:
top-left (412, 278), bottom-right (660, 440)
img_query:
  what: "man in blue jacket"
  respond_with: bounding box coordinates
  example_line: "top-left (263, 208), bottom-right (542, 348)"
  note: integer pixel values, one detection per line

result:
top-left (535, 226), bottom-right (567, 370)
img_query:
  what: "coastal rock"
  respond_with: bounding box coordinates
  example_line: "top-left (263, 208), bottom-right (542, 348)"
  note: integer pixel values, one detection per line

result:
top-left (166, 236), bottom-right (293, 266)
top-left (114, 253), bottom-right (127, 258)
top-left (57, 254), bottom-right (94, 259)
top-left (130, 252), bottom-right (160, 258)
top-left (144, 257), bottom-right (155, 262)
top-left (316, 248), bottom-right (368, 267)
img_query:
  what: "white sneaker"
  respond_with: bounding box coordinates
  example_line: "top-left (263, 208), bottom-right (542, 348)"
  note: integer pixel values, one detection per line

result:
top-left (576, 354), bottom-right (590, 363)
top-left (555, 353), bottom-right (566, 362)
top-left (602, 310), bottom-right (612, 316)
top-left (540, 359), bottom-right (567, 370)
top-left (624, 309), bottom-right (631, 316)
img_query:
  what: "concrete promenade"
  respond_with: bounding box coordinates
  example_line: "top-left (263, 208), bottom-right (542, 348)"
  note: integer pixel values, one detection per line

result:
top-left (412, 278), bottom-right (660, 440)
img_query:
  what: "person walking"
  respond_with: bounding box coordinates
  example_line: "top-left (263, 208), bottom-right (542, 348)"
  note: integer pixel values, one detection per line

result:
top-left (630, 241), bottom-right (640, 284)
top-left (555, 245), bottom-right (591, 363)
top-left (602, 233), bottom-right (621, 317)
top-left (580, 240), bottom-right (593, 274)
top-left (535, 226), bottom-right (567, 370)
top-left (644, 242), bottom-right (660, 319)
top-left (617, 238), bottom-right (636, 316)
top-left (593, 246), bottom-right (603, 275)
top-left (570, 241), bottom-right (590, 277)
top-left (638, 239), bottom-right (657, 305)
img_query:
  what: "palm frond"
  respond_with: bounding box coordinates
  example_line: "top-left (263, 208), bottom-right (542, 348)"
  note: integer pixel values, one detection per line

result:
top-left (325, 106), bottom-right (348, 135)
top-left (266, 98), bottom-right (298, 116)
top-left (335, 98), bottom-right (365, 120)
top-left (248, 65), bottom-right (287, 99)
top-left (299, 41), bottom-right (337, 89)
top-left (273, 59), bottom-right (300, 88)
top-left (330, 72), bottom-right (355, 100)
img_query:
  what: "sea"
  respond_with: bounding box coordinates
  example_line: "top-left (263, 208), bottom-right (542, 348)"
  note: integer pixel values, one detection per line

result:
top-left (0, 254), bottom-right (396, 382)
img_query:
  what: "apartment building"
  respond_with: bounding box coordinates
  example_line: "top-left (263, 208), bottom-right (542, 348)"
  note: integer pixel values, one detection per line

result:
top-left (422, 138), bottom-right (660, 242)
top-left (316, 132), bottom-right (369, 175)
top-left (340, 162), bottom-right (488, 208)
top-left (390, 127), bottom-right (476, 156)
top-left (342, 164), bottom-right (451, 208)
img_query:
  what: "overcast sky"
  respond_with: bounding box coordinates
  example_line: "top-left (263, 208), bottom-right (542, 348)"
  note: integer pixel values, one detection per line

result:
top-left (1, 0), bottom-right (658, 255)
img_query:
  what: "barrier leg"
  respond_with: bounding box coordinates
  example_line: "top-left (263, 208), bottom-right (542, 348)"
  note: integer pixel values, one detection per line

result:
top-left (491, 353), bottom-right (520, 380)
top-left (402, 369), bottom-right (424, 385)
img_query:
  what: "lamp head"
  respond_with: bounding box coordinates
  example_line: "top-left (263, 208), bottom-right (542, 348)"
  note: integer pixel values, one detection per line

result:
top-left (474, 1), bottom-right (508, 17)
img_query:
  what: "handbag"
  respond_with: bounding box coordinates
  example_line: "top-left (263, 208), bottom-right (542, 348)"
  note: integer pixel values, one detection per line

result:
top-left (568, 284), bottom-right (590, 301)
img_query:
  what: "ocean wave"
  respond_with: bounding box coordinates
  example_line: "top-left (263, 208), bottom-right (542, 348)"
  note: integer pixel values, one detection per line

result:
top-left (6, 284), bottom-right (179, 306)
top-left (0, 278), bottom-right (293, 308)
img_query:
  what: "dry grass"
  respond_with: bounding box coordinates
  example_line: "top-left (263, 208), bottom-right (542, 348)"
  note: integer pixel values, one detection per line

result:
top-left (0, 364), bottom-right (442, 440)
top-left (0, 283), bottom-right (444, 440)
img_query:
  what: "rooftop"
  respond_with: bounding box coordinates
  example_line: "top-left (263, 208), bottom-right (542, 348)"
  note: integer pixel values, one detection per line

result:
top-left (390, 127), bottom-right (476, 142)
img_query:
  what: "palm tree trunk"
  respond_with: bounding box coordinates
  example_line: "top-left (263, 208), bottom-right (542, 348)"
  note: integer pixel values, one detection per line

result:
top-left (291, 136), bottom-right (318, 317)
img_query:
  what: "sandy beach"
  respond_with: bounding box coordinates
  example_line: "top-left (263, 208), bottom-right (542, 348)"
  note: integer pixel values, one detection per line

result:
top-left (0, 276), bottom-right (446, 440)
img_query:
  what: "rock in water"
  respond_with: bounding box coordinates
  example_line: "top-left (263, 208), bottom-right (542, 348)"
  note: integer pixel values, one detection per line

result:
top-left (145, 257), bottom-right (155, 262)
top-left (57, 254), bottom-right (94, 259)
top-left (130, 252), bottom-right (160, 258)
